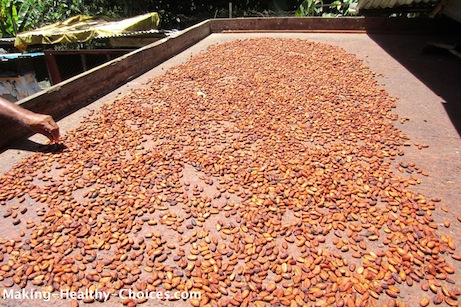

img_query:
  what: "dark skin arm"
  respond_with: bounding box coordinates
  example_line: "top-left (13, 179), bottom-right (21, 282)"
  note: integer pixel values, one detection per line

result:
top-left (0, 97), bottom-right (60, 142)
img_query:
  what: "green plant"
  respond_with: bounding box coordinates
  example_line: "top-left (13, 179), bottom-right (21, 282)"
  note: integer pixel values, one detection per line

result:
top-left (295, 0), bottom-right (323, 16)
top-left (0, 0), bottom-right (34, 37)
top-left (295, 0), bottom-right (358, 17)
top-left (328, 0), bottom-right (358, 16)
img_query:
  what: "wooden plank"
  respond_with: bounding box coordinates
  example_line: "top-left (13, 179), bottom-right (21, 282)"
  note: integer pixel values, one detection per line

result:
top-left (209, 17), bottom-right (457, 34)
top-left (44, 52), bottom-right (62, 84)
top-left (210, 17), bottom-right (367, 32)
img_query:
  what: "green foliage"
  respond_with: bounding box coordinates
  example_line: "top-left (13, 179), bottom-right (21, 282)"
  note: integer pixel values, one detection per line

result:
top-left (30, 0), bottom-right (124, 26)
top-left (0, 0), bottom-right (361, 38)
top-left (1, 0), bottom-right (303, 34)
top-left (0, 0), bottom-right (34, 37)
top-left (327, 0), bottom-right (358, 16)
top-left (295, 0), bottom-right (358, 17)
top-left (0, 0), bottom-right (130, 37)
top-left (295, 0), bottom-right (323, 16)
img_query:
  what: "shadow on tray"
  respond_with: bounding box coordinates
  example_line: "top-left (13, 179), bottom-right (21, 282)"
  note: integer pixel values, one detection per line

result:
top-left (367, 19), bottom-right (461, 136)
top-left (6, 139), bottom-right (67, 153)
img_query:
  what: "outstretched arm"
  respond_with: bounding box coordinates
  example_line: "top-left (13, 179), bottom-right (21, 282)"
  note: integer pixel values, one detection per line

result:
top-left (0, 97), bottom-right (60, 142)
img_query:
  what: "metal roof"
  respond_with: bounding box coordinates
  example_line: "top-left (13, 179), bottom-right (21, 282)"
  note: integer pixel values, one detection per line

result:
top-left (94, 29), bottom-right (176, 40)
top-left (357, 0), bottom-right (438, 10)
top-left (0, 38), bottom-right (15, 43)
top-left (0, 52), bottom-right (44, 61)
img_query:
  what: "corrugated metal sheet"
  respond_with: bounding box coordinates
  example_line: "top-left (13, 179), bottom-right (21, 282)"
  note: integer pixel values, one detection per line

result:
top-left (0, 38), bottom-right (15, 43)
top-left (95, 29), bottom-right (168, 39)
top-left (357, 0), bottom-right (437, 10)
top-left (0, 52), bottom-right (43, 61)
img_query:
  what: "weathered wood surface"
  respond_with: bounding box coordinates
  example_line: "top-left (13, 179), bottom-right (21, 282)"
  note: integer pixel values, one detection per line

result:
top-left (209, 17), bottom-right (458, 33)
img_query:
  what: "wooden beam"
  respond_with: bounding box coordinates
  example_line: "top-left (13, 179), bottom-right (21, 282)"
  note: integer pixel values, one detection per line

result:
top-left (44, 51), bottom-right (62, 85)
top-left (209, 17), bottom-right (457, 34)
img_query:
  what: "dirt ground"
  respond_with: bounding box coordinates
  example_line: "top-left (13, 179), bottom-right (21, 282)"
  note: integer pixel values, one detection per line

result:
top-left (0, 32), bottom-right (460, 307)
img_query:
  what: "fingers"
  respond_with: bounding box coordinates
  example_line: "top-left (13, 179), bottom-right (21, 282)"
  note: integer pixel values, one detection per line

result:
top-left (29, 114), bottom-right (60, 142)
top-left (42, 118), bottom-right (60, 142)
top-left (44, 117), bottom-right (60, 141)
top-left (50, 127), bottom-right (60, 142)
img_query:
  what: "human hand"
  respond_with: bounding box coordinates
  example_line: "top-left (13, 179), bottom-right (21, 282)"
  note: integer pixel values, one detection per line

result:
top-left (0, 97), bottom-right (61, 143)
top-left (24, 113), bottom-right (60, 142)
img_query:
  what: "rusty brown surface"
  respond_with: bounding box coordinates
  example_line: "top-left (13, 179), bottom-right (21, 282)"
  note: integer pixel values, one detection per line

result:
top-left (0, 33), bottom-right (460, 307)
top-left (2, 17), bottom-right (460, 151)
